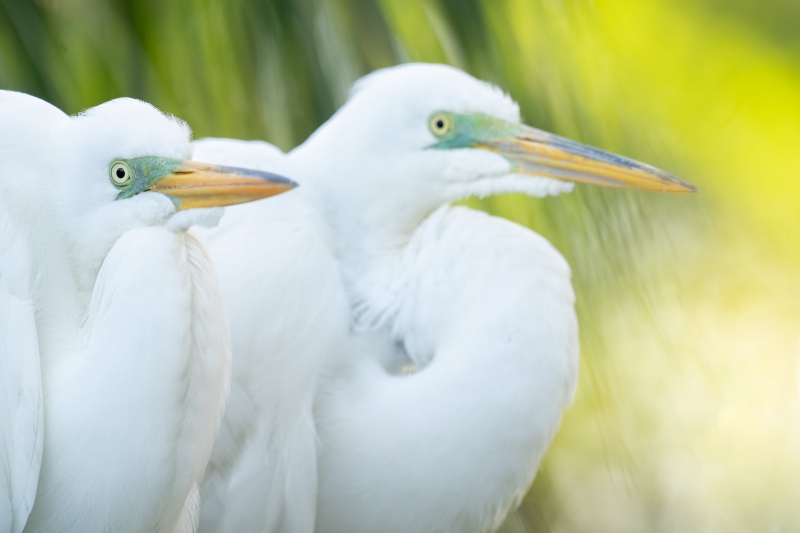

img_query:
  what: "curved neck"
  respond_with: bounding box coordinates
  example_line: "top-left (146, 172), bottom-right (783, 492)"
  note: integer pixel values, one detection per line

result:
top-left (316, 206), bottom-right (579, 533)
top-left (290, 139), bottom-right (446, 280)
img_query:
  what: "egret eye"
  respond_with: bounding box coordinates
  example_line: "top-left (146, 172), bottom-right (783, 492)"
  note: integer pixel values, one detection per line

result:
top-left (110, 161), bottom-right (131, 186)
top-left (429, 113), bottom-right (452, 137)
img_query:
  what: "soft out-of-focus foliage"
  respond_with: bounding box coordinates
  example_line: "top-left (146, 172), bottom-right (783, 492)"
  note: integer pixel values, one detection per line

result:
top-left (2, 0), bottom-right (799, 530)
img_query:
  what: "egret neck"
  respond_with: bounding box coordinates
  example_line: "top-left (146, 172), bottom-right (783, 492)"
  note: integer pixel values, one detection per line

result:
top-left (314, 205), bottom-right (579, 533)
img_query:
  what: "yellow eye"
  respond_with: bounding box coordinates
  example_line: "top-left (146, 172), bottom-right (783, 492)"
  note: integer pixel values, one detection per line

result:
top-left (110, 161), bottom-right (131, 186)
top-left (429, 113), bottom-right (452, 137)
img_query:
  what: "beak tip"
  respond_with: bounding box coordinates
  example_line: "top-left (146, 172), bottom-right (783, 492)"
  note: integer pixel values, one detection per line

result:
top-left (669, 176), bottom-right (699, 194)
top-left (243, 169), bottom-right (299, 191)
top-left (282, 177), bottom-right (300, 189)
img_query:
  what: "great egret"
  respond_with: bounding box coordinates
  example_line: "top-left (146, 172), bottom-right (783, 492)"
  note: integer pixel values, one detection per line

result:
top-left (0, 91), bottom-right (295, 533)
top-left (193, 63), bottom-right (696, 533)
top-left (190, 142), bottom-right (349, 533)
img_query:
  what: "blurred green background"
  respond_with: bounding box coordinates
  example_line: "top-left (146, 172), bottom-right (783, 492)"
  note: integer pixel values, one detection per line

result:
top-left (3, 0), bottom-right (800, 531)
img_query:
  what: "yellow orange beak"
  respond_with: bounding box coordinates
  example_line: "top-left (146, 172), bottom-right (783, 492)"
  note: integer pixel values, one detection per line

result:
top-left (149, 161), bottom-right (297, 210)
top-left (478, 125), bottom-right (697, 193)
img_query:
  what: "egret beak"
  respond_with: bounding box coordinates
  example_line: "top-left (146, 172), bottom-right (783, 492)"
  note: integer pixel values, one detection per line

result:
top-left (148, 161), bottom-right (298, 210)
top-left (477, 125), bottom-right (697, 193)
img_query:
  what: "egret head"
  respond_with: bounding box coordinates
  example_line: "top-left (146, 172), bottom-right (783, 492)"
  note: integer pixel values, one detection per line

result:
top-left (294, 63), bottom-right (695, 242)
top-left (53, 98), bottom-right (296, 280)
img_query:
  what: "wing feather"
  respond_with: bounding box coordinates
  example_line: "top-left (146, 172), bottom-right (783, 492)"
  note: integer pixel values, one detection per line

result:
top-left (0, 90), bottom-right (61, 533)
top-left (0, 223), bottom-right (43, 533)
top-left (193, 138), bottom-right (342, 533)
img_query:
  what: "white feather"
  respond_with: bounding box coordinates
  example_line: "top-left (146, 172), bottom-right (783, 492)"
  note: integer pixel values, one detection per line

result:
top-left (1, 91), bottom-right (230, 533)
top-left (193, 63), bottom-right (583, 533)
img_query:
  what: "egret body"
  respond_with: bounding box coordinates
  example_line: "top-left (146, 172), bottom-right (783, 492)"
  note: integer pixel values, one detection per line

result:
top-left (191, 142), bottom-right (348, 533)
top-left (193, 63), bottom-right (695, 533)
top-left (0, 92), bottom-right (294, 533)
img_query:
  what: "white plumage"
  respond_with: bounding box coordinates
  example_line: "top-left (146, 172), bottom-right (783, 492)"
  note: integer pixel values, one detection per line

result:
top-left (191, 142), bottom-right (348, 533)
top-left (194, 63), bottom-right (695, 533)
top-left (313, 204), bottom-right (578, 533)
top-left (0, 92), bottom-right (294, 533)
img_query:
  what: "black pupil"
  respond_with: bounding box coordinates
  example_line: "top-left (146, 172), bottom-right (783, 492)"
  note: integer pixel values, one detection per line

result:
top-left (116, 167), bottom-right (126, 179)
top-left (436, 119), bottom-right (445, 129)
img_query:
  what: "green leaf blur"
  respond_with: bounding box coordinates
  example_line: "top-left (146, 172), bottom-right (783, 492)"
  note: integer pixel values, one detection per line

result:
top-left (2, 0), bottom-right (798, 530)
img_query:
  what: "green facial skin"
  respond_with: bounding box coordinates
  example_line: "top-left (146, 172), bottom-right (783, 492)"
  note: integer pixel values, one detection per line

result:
top-left (111, 156), bottom-right (183, 204)
top-left (428, 112), bottom-right (523, 150)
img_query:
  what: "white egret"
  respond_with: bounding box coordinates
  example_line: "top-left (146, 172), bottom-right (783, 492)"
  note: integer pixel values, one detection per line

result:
top-left (190, 142), bottom-right (349, 533)
top-left (193, 63), bottom-right (696, 533)
top-left (0, 91), bottom-right (295, 533)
